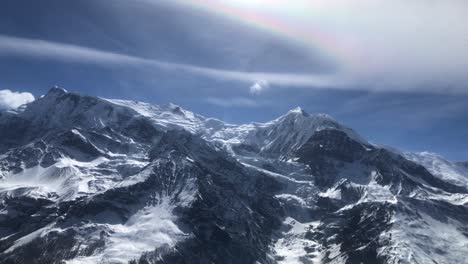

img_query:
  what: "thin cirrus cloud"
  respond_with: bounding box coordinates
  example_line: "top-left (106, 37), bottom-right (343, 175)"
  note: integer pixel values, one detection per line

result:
top-left (0, 35), bottom-right (340, 90)
top-left (168, 0), bottom-right (468, 94)
top-left (0, 89), bottom-right (35, 110)
top-left (1, 31), bottom-right (468, 94)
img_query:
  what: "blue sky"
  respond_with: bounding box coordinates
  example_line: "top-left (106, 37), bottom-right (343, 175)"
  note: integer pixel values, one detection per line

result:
top-left (0, 0), bottom-right (467, 160)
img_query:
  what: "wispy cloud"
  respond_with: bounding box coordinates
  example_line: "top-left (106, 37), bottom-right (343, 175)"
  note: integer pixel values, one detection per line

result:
top-left (168, 0), bottom-right (468, 94)
top-left (205, 97), bottom-right (264, 107)
top-left (0, 35), bottom-right (339, 89)
top-left (0, 89), bottom-right (35, 110)
top-left (1, 33), bottom-right (468, 94)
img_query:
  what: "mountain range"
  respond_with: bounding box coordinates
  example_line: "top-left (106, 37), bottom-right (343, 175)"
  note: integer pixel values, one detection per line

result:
top-left (0, 87), bottom-right (467, 264)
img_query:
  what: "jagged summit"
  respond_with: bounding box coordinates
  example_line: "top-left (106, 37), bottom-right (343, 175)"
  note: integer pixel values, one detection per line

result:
top-left (17, 88), bottom-right (345, 138)
top-left (288, 106), bottom-right (307, 114)
top-left (280, 107), bottom-right (310, 120)
top-left (40, 86), bottom-right (70, 101)
top-left (18, 89), bottom-right (358, 152)
top-left (277, 107), bottom-right (336, 125)
top-left (3, 88), bottom-right (370, 163)
top-left (47, 85), bottom-right (68, 95)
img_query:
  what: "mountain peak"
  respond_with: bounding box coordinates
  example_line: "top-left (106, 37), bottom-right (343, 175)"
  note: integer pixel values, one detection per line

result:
top-left (165, 103), bottom-right (184, 115)
top-left (288, 106), bottom-right (308, 115)
top-left (46, 86), bottom-right (68, 97)
top-left (284, 108), bottom-right (337, 122)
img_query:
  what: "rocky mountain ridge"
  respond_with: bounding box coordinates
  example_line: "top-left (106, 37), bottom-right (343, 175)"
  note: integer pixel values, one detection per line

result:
top-left (0, 87), bottom-right (467, 264)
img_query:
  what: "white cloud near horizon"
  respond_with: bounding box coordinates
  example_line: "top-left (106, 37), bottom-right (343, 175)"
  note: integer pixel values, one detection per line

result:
top-left (0, 89), bottom-right (35, 110)
top-left (249, 80), bottom-right (269, 95)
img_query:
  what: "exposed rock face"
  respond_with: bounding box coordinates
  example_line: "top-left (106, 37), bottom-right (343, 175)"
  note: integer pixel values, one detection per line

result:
top-left (0, 88), bottom-right (467, 264)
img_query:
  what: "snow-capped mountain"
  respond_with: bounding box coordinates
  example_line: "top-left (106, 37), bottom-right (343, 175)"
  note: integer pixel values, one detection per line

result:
top-left (1, 87), bottom-right (467, 264)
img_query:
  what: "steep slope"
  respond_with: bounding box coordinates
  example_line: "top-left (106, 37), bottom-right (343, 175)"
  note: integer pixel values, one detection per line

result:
top-left (290, 129), bottom-right (468, 263)
top-left (0, 87), bottom-right (467, 264)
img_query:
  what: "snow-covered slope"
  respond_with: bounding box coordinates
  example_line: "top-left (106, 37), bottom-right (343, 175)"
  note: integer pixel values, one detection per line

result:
top-left (0, 87), bottom-right (467, 264)
top-left (405, 151), bottom-right (468, 188)
top-left (103, 99), bottom-right (207, 134)
top-left (208, 107), bottom-right (367, 158)
top-left (99, 99), bottom-right (365, 160)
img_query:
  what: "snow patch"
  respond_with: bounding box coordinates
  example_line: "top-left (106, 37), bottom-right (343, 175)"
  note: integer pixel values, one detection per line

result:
top-left (67, 198), bottom-right (187, 264)
top-left (5, 224), bottom-right (54, 253)
top-left (320, 187), bottom-right (342, 200)
top-left (379, 209), bottom-right (468, 264)
top-left (405, 151), bottom-right (468, 188)
top-left (273, 217), bottom-right (322, 264)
